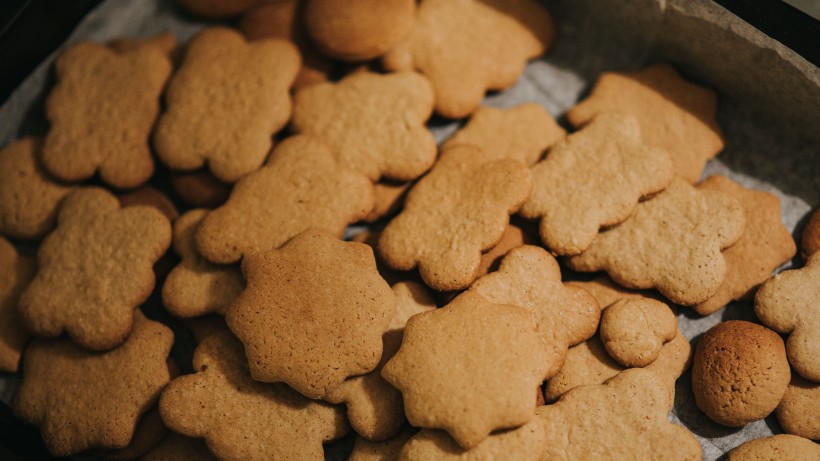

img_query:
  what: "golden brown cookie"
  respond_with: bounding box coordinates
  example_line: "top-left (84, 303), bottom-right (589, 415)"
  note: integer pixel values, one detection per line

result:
top-left (776, 374), bottom-right (820, 440)
top-left (474, 222), bottom-right (536, 279)
top-left (304, 0), bottom-right (415, 61)
top-left (43, 42), bottom-right (171, 189)
top-left (755, 252), bottom-right (820, 382)
top-left (692, 320), bottom-right (791, 427)
top-left (0, 237), bottom-right (36, 372)
top-left (443, 103), bottom-right (565, 166)
top-left (537, 369), bottom-right (702, 460)
top-left (567, 63), bottom-right (724, 183)
top-left (118, 186), bottom-right (179, 223)
top-left (195, 135), bottom-right (374, 264)
top-left (162, 209), bottom-right (244, 318)
top-left (140, 434), bottom-right (217, 461)
top-left (567, 274), bottom-right (658, 309)
top-left (520, 112), bottom-right (675, 255)
top-left (174, 0), bottom-right (256, 19)
top-left (728, 435), bottom-right (820, 461)
top-left (378, 144), bottom-right (532, 291)
top-left (13, 311), bottom-right (173, 457)
top-left (567, 178), bottom-right (746, 305)
top-left (159, 330), bottom-right (349, 461)
top-left (349, 427), bottom-right (417, 461)
top-left (600, 297), bottom-right (678, 367)
top-left (18, 187), bottom-right (171, 351)
top-left (154, 27), bottom-right (299, 183)
top-left (0, 138), bottom-right (73, 240)
top-left (292, 71), bottom-right (436, 182)
top-left (363, 180), bottom-right (412, 224)
top-left (382, 291), bottom-right (549, 449)
top-left (469, 245), bottom-right (600, 378)
top-left (694, 175), bottom-right (796, 315)
top-left (383, 0), bottom-right (554, 118)
top-left (226, 229), bottom-right (395, 399)
top-left (95, 408), bottom-right (168, 461)
top-left (169, 169), bottom-right (232, 208)
top-left (801, 208), bottom-right (820, 260)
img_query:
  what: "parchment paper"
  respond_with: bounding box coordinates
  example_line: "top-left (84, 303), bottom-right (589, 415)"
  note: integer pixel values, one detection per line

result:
top-left (1, 0), bottom-right (818, 459)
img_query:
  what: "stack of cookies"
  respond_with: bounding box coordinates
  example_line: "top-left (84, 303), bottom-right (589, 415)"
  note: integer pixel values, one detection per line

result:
top-left (0, 0), bottom-right (817, 460)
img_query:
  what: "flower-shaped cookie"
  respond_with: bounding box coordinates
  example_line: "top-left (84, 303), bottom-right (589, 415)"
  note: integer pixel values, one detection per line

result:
top-left (195, 135), bottom-right (374, 264)
top-left (694, 175), bottom-right (796, 315)
top-left (519, 113), bottom-right (675, 255)
top-left (755, 253), bottom-right (820, 382)
top-left (600, 297), bottom-right (678, 367)
top-left (162, 209), bottom-right (245, 318)
top-left (18, 187), bottom-right (171, 350)
top-left (567, 178), bottom-right (745, 305)
top-left (382, 291), bottom-right (549, 449)
top-left (469, 245), bottom-right (600, 378)
top-left (567, 63), bottom-right (724, 183)
top-left (0, 237), bottom-right (35, 372)
top-left (383, 0), bottom-right (554, 118)
top-left (154, 27), bottom-right (299, 183)
top-left (0, 138), bottom-right (73, 240)
top-left (13, 311), bottom-right (173, 457)
top-left (226, 229), bottom-right (395, 399)
top-left (159, 331), bottom-right (349, 461)
top-left (378, 144), bottom-right (532, 291)
top-left (292, 71), bottom-right (436, 182)
top-left (537, 369), bottom-right (701, 460)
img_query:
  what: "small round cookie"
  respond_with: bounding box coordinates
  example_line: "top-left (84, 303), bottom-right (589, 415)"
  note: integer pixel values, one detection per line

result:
top-left (801, 207), bottom-right (820, 260)
top-left (304, 0), bottom-right (415, 61)
top-left (170, 169), bottom-right (231, 208)
top-left (728, 435), bottom-right (820, 461)
top-left (775, 374), bottom-right (820, 440)
top-left (691, 320), bottom-right (790, 427)
top-left (599, 297), bottom-right (677, 367)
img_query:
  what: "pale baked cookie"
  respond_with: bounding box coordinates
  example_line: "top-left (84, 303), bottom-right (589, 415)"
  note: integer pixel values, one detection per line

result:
top-left (0, 138), bottom-right (73, 240)
top-left (227, 229), bottom-right (395, 399)
top-left (537, 369), bottom-right (701, 460)
top-left (474, 222), bottom-right (536, 280)
top-left (776, 374), bottom-right (820, 440)
top-left (568, 63), bottom-right (724, 183)
top-left (378, 144), bottom-right (532, 291)
top-left (443, 103), bottom-right (565, 165)
top-left (13, 312), bottom-right (173, 457)
top-left (567, 274), bottom-right (658, 309)
top-left (0, 237), bottom-right (36, 373)
top-left (383, 0), bottom-right (554, 118)
top-left (382, 291), bottom-right (549, 449)
top-left (159, 331), bottom-right (349, 461)
top-left (363, 180), bottom-right (413, 223)
top-left (567, 178), bottom-right (746, 306)
top-left (154, 27), bottom-right (299, 183)
top-left (292, 71), bottom-right (436, 182)
top-left (195, 135), bottom-right (374, 264)
top-left (728, 435), bottom-right (820, 461)
top-left (18, 187), bottom-right (171, 351)
top-left (692, 320), bottom-right (791, 427)
top-left (520, 112), bottom-right (675, 255)
top-left (162, 209), bottom-right (244, 318)
top-left (755, 252), bottom-right (820, 382)
top-left (469, 245), bottom-right (600, 378)
top-left (694, 175), bottom-right (796, 315)
top-left (600, 297), bottom-right (678, 367)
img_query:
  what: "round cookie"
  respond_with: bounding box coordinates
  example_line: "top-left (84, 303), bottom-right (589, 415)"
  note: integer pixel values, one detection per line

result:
top-left (728, 435), bottom-right (820, 461)
top-left (691, 320), bottom-right (790, 427)
top-left (775, 374), bottom-right (820, 440)
top-left (304, 0), bottom-right (415, 61)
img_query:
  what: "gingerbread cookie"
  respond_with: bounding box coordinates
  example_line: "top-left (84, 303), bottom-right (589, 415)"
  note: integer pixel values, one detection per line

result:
top-left (195, 135), bottom-right (374, 264)
top-left (474, 222), bottom-right (536, 279)
top-left (382, 291), bottom-right (549, 449)
top-left (363, 180), bottom-right (412, 223)
top-left (469, 245), bottom-right (600, 378)
top-left (140, 434), bottom-right (217, 461)
top-left (801, 208), bottom-right (820, 260)
top-left (43, 41), bottom-right (171, 189)
top-left (349, 427), bottom-right (417, 461)
top-left (292, 71), bottom-right (436, 182)
top-left (520, 112), bottom-right (675, 255)
top-left (304, 0), bottom-right (415, 61)
top-left (154, 27), bottom-right (299, 183)
top-left (0, 237), bottom-right (36, 372)
top-left (567, 275), bottom-right (657, 309)
top-left (567, 178), bottom-right (745, 305)
top-left (174, 0), bottom-right (256, 19)
top-left (159, 330), bottom-right (349, 461)
top-left (443, 103), bottom-right (565, 166)
top-left (18, 187), bottom-right (171, 350)
top-left (96, 408), bottom-right (168, 461)
top-left (163, 209), bottom-right (245, 318)
top-left (226, 229), bottom-right (395, 399)
top-left (13, 311), bottom-right (173, 457)
top-left (169, 169), bottom-right (231, 208)
top-left (378, 144), bottom-right (532, 291)
top-left (0, 138), bottom-right (73, 240)
top-left (728, 435), bottom-right (820, 461)
top-left (600, 297), bottom-right (677, 367)
top-left (383, 0), bottom-right (554, 118)
top-left (694, 175), bottom-right (796, 315)
top-left (118, 186), bottom-right (179, 223)
top-left (755, 252), bottom-right (820, 381)
top-left (567, 63), bottom-right (724, 183)
top-left (776, 374), bottom-right (820, 440)
top-left (182, 315), bottom-right (229, 344)
top-left (537, 369), bottom-right (701, 460)
top-left (692, 320), bottom-right (790, 427)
